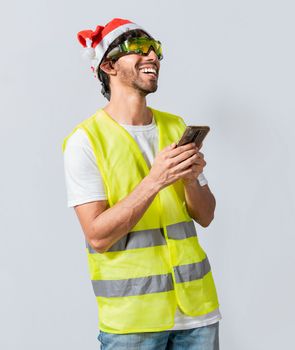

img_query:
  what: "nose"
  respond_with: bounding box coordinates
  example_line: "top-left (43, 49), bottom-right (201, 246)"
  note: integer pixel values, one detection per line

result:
top-left (147, 47), bottom-right (159, 61)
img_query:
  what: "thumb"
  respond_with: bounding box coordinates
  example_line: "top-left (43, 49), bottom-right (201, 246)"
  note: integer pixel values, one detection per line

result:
top-left (163, 142), bottom-right (176, 152)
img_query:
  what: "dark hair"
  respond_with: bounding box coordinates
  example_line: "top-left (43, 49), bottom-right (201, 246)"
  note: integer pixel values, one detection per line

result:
top-left (96, 29), bottom-right (152, 100)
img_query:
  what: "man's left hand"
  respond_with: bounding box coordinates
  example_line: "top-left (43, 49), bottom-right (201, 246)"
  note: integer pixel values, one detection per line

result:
top-left (182, 142), bottom-right (206, 185)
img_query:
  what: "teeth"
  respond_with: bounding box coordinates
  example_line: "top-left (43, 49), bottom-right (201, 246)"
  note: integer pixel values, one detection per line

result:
top-left (140, 67), bottom-right (157, 74)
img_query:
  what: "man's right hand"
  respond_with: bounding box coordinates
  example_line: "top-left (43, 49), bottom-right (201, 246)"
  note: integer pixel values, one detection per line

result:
top-left (147, 142), bottom-right (199, 191)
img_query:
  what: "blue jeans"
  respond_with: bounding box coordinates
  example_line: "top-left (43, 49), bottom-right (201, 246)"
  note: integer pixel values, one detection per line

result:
top-left (97, 321), bottom-right (219, 350)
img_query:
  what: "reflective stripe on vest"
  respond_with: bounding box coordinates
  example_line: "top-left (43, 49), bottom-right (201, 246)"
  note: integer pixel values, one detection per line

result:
top-left (86, 220), bottom-right (197, 253)
top-left (91, 273), bottom-right (174, 297)
top-left (91, 256), bottom-right (211, 297)
top-left (174, 256), bottom-right (211, 283)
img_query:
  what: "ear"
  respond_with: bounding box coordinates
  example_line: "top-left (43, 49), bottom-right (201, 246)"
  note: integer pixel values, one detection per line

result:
top-left (99, 60), bottom-right (117, 76)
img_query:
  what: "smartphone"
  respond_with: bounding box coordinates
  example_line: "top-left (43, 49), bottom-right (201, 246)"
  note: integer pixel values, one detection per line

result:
top-left (176, 126), bottom-right (210, 148)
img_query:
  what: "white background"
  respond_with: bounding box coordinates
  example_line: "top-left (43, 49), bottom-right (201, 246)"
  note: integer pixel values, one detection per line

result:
top-left (1, 1), bottom-right (294, 349)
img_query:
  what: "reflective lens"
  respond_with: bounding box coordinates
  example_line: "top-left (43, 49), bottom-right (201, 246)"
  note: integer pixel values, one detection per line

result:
top-left (124, 38), bottom-right (163, 58)
top-left (106, 37), bottom-right (163, 61)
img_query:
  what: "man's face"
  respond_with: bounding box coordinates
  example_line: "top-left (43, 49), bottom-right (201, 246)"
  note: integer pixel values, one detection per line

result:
top-left (111, 38), bottom-right (161, 97)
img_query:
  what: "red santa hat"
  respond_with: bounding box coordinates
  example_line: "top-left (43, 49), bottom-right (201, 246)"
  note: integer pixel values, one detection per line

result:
top-left (77, 18), bottom-right (151, 78)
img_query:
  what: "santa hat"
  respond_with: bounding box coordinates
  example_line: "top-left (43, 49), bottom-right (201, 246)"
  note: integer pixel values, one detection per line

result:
top-left (77, 18), bottom-right (151, 78)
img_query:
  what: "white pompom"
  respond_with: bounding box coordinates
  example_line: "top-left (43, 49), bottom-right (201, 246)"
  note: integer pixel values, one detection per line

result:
top-left (82, 47), bottom-right (96, 60)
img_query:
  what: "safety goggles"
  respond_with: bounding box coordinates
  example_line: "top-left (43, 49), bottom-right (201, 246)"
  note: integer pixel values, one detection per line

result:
top-left (106, 37), bottom-right (163, 61)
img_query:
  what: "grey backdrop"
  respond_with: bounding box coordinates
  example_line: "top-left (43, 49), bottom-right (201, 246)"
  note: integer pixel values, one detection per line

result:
top-left (1, 1), bottom-right (294, 349)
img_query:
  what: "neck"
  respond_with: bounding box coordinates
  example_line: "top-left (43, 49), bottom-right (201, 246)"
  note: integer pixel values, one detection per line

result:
top-left (102, 88), bottom-right (153, 126)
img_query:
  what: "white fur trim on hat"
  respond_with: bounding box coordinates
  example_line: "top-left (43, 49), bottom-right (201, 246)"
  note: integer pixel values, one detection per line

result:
top-left (82, 38), bottom-right (96, 60)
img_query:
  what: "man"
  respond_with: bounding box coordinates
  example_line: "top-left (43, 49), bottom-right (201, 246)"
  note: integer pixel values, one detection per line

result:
top-left (62, 18), bottom-right (222, 349)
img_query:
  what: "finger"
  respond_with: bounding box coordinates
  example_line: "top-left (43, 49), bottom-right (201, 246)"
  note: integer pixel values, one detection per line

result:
top-left (192, 164), bottom-right (203, 173)
top-left (173, 152), bottom-right (199, 173)
top-left (177, 167), bottom-right (196, 180)
top-left (161, 143), bottom-right (177, 154)
top-left (192, 158), bottom-right (206, 167)
top-left (168, 142), bottom-right (177, 149)
top-left (171, 148), bottom-right (198, 166)
top-left (185, 164), bottom-right (202, 177)
top-left (187, 164), bottom-right (204, 179)
top-left (194, 152), bottom-right (204, 160)
top-left (169, 142), bottom-right (196, 158)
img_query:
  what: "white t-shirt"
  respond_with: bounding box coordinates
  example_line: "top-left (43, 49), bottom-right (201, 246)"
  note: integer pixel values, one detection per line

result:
top-left (63, 115), bottom-right (222, 329)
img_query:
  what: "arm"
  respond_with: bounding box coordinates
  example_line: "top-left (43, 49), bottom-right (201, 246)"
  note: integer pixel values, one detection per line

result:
top-left (74, 176), bottom-right (160, 254)
top-left (74, 142), bottom-right (202, 254)
top-left (183, 181), bottom-right (216, 227)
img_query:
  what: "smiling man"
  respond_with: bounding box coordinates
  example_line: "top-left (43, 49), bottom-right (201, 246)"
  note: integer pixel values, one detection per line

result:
top-left (62, 18), bottom-right (222, 350)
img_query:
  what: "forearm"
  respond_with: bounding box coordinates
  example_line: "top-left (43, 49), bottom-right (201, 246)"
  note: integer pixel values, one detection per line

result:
top-left (90, 176), bottom-right (160, 253)
top-left (183, 180), bottom-right (216, 227)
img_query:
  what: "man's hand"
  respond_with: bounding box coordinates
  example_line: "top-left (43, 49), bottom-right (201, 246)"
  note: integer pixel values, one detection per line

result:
top-left (181, 142), bottom-right (206, 185)
top-left (147, 142), bottom-right (201, 191)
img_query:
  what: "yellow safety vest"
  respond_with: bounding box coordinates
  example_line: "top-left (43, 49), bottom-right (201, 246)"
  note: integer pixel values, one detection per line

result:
top-left (62, 107), bottom-right (220, 334)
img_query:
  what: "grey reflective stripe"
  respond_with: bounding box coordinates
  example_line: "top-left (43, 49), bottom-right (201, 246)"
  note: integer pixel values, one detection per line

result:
top-left (91, 273), bottom-right (174, 297)
top-left (166, 221), bottom-right (197, 240)
top-left (174, 256), bottom-right (211, 283)
top-left (86, 221), bottom-right (196, 253)
top-left (86, 240), bottom-right (97, 254)
top-left (86, 228), bottom-right (166, 253)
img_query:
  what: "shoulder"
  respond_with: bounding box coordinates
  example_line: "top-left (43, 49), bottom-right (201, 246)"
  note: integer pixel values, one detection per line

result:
top-left (62, 110), bottom-right (100, 153)
top-left (65, 128), bottom-right (89, 148)
top-left (63, 128), bottom-right (97, 173)
top-left (63, 128), bottom-right (95, 160)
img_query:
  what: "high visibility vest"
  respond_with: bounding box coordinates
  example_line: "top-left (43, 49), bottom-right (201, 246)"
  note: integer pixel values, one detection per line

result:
top-left (62, 107), bottom-right (220, 334)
